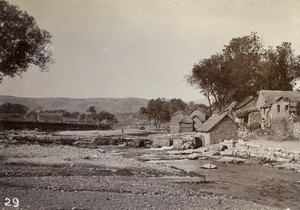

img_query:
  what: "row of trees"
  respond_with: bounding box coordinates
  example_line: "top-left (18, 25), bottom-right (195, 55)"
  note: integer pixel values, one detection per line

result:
top-left (0, 103), bottom-right (118, 126)
top-left (138, 98), bottom-right (207, 128)
top-left (86, 106), bottom-right (118, 126)
top-left (0, 103), bottom-right (29, 117)
top-left (185, 32), bottom-right (300, 113)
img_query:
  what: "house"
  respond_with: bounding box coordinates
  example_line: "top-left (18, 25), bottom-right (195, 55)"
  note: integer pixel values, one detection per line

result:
top-left (257, 90), bottom-right (300, 133)
top-left (25, 111), bottom-right (39, 122)
top-left (196, 114), bottom-right (238, 146)
top-left (38, 113), bottom-right (63, 123)
top-left (170, 111), bottom-right (188, 133)
top-left (62, 117), bottom-right (78, 124)
top-left (219, 101), bottom-right (237, 117)
top-left (0, 113), bottom-right (23, 121)
top-left (179, 116), bottom-right (195, 132)
top-left (188, 107), bottom-right (207, 130)
top-left (233, 96), bottom-right (260, 129)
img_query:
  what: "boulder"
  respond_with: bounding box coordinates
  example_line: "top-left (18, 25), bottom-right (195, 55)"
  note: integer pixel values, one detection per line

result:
top-left (188, 153), bottom-right (199, 160)
top-left (201, 163), bottom-right (218, 169)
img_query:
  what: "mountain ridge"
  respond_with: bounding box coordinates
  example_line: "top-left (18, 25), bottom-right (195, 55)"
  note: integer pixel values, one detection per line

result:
top-left (0, 95), bottom-right (149, 114)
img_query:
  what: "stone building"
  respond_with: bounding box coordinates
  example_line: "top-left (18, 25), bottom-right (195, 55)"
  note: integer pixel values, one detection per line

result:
top-left (188, 107), bottom-right (207, 130)
top-left (169, 111), bottom-right (187, 133)
top-left (196, 114), bottom-right (238, 146)
top-left (257, 90), bottom-right (300, 135)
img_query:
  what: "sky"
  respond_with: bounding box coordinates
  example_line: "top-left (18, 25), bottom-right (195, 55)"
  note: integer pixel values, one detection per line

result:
top-left (1, 0), bottom-right (300, 101)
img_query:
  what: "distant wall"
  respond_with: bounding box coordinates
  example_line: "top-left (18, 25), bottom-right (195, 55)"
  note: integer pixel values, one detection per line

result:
top-left (0, 121), bottom-right (111, 131)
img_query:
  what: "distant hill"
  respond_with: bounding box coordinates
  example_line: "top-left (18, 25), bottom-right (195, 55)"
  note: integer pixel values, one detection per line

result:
top-left (0, 95), bottom-right (149, 114)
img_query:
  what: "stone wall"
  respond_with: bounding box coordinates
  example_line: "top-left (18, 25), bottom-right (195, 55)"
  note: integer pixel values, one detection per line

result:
top-left (271, 118), bottom-right (291, 136)
top-left (292, 122), bottom-right (300, 138)
top-left (233, 139), bottom-right (300, 171)
top-left (249, 112), bottom-right (261, 130)
top-left (210, 118), bottom-right (238, 144)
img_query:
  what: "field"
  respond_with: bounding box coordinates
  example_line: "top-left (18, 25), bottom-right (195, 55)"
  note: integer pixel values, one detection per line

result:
top-left (0, 129), bottom-right (299, 209)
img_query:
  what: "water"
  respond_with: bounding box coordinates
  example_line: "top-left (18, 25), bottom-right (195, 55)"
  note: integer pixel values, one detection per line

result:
top-left (152, 158), bottom-right (300, 209)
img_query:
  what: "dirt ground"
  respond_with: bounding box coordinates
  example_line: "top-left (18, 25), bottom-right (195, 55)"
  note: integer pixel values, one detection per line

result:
top-left (0, 130), bottom-right (299, 209)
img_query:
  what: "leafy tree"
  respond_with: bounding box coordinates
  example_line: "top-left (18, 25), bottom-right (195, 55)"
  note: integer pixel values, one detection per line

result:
top-left (87, 106), bottom-right (97, 114)
top-left (186, 53), bottom-right (234, 112)
top-left (0, 102), bottom-right (29, 116)
top-left (146, 98), bottom-right (165, 128)
top-left (141, 98), bottom-right (189, 128)
top-left (95, 111), bottom-right (118, 126)
top-left (186, 32), bottom-right (300, 112)
top-left (263, 42), bottom-right (300, 91)
top-left (0, 0), bottom-right (53, 83)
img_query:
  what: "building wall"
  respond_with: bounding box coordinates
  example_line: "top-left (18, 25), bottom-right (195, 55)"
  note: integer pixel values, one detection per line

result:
top-left (180, 123), bottom-right (194, 132)
top-left (209, 117), bottom-right (238, 144)
top-left (189, 109), bottom-right (206, 122)
top-left (270, 101), bottom-right (291, 135)
top-left (256, 93), bottom-right (266, 109)
top-left (248, 111), bottom-right (261, 129)
top-left (196, 132), bottom-right (210, 146)
top-left (192, 117), bottom-right (202, 130)
top-left (170, 113), bottom-right (185, 133)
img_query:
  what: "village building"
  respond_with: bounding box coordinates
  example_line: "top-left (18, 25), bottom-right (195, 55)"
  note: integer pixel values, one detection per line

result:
top-left (233, 96), bottom-right (260, 129)
top-left (38, 113), bottom-right (63, 123)
top-left (25, 111), bottom-right (39, 122)
top-left (179, 116), bottom-right (195, 133)
top-left (169, 111), bottom-right (188, 133)
top-left (219, 101), bottom-right (237, 118)
top-left (196, 114), bottom-right (238, 146)
top-left (257, 90), bottom-right (300, 135)
top-left (0, 113), bottom-right (23, 121)
top-left (62, 117), bottom-right (79, 124)
top-left (188, 107), bottom-right (207, 130)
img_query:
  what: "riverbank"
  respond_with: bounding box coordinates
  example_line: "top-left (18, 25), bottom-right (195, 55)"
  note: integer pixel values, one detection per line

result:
top-left (0, 130), bottom-right (299, 209)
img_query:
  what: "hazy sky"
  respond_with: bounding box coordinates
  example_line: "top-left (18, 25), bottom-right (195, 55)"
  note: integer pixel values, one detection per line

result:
top-left (1, 0), bottom-right (300, 101)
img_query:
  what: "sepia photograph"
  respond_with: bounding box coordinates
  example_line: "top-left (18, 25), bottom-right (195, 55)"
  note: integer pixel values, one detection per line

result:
top-left (0, 0), bottom-right (300, 209)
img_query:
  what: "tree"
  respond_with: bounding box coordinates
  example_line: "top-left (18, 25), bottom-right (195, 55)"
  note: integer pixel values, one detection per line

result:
top-left (263, 42), bottom-right (300, 91)
top-left (186, 32), bottom-right (300, 112)
top-left (186, 53), bottom-right (234, 112)
top-left (95, 111), bottom-right (118, 126)
top-left (87, 106), bottom-right (97, 115)
top-left (140, 98), bottom-right (189, 128)
top-left (0, 102), bottom-right (29, 116)
top-left (0, 0), bottom-right (53, 83)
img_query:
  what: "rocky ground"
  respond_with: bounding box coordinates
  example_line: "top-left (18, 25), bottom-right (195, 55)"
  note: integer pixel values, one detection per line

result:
top-left (0, 129), bottom-right (299, 209)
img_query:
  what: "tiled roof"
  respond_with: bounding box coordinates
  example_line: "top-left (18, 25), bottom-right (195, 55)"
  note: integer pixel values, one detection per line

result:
top-left (179, 116), bottom-right (194, 124)
top-left (234, 96), bottom-right (256, 110)
top-left (196, 114), bottom-right (229, 132)
top-left (170, 110), bottom-right (187, 119)
top-left (260, 90), bottom-right (300, 104)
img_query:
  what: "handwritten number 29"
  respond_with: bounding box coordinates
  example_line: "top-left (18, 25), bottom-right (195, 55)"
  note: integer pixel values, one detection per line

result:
top-left (5, 198), bottom-right (19, 207)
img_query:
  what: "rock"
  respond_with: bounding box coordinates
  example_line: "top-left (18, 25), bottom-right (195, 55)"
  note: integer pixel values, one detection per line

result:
top-left (201, 163), bottom-right (218, 169)
top-left (188, 153), bottom-right (199, 160)
top-left (63, 156), bottom-right (71, 161)
top-left (82, 155), bottom-right (90, 159)
top-left (98, 148), bottom-right (106, 153)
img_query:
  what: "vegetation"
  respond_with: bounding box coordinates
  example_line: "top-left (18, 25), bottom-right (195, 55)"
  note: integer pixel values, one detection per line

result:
top-left (0, 102), bottom-right (29, 117)
top-left (86, 106), bottom-right (118, 126)
top-left (0, 0), bottom-right (53, 83)
top-left (186, 32), bottom-right (300, 113)
top-left (138, 98), bottom-right (208, 128)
